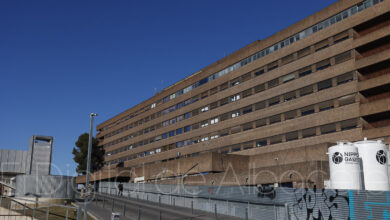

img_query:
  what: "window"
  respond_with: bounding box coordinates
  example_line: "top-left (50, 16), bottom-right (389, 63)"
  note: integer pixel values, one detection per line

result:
top-left (242, 123), bottom-right (253, 131)
top-left (162, 133), bottom-right (168, 139)
top-left (334, 31), bottom-right (349, 44)
top-left (286, 131), bottom-right (299, 141)
top-left (201, 120), bottom-right (209, 128)
top-left (184, 125), bottom-right (191, 132)
top-left (231, 94), bottom-right (241, 102)
top-left (337, 72), bottom-right (354, 85)
top-left (243, 142), bottom-right (253, 150)
top-left (297, 47), bottom-right (311, 58)
top-left (242, 105), bottom-right (253, 115)
top-left (268, 61), bottom-right (278, 71)
top-left (169, 130), bottom-right (175, 137)
top-left (316, 59), bottom-right (331, 71)
top-left (335, 51), bottom-right (352, 64)
top-left (242, 89), bottom-right (252, 98)
top-left (338, 94), bottom-right (355, 106)
top-left (170, 118), bottom-right (176, 124)
top-left (210, 102), bottom-right (218, 110)
top-left (169, 105), bottom-right (176, 112)
top-left (211, 117), bottom-right (219, 125)
top-left (231, 78), bottom-right (240, 86)
top-left (192, 109), bottom-right (199, 116)
top-left (220, 113), bottom-right (229, 121)
top-left (314, 39), bottom-right (329, 51)
top-left (210, 134), bottom-right (219, 140)
top-left (192, 137), bottom-right (200, 144)
top-left (301, 105), bottom-right (315, 116)
top-left (319, 100), bottom-right (334, 111)
top-left (163, 121), bottom-right (169, 127)
top-left (192, 123), bottom-right (199, 130)
top-left (177, 115), bottom-right (184, 122)
top-left (162, 109), bottom-right (169, 115)
top-left (184, 99), bottom-right (191, 106)
top-left (268, 78), bottom-right (279, 88)
top-left (219, 129), bottom-right (229, 137)
top-left (177, 141), bottom-right (183, 148)
top-left (282, 73), bottom-right (295, 83)
top-left (341, 119), bottom-right (358, 130)
top-left (255, 101), bottom-right (266, 110)
top-left (201, 106), bottom-right (209, 112)
top-left (201, 92), bottom-right (208, 99)
top-left (269, 114), bottom-right (281, 124)
top-left (201, 136), bottom-right (209, 142)
top-left (231, 111), bottom-right (240, 118)
top-left (254, 69), bottom-right (265, 77)
top-left (220, 97), bottom-right (229, 106)
top-left (242, 73), bottom-right (252, 82)
top-left (268, 96), bottom-right (280, 106)
top-left (298, 66), bottom-right (312, 77)
top-left (191, 96), bottom-right (199, 103)
top-left (221, 147), bottom-right (230, 154)
top-left (220, 82), bottom-right (229, 91)
top-left (151, 103), bottom-right (156, 109)
top-left (300, 85), bottom-right (313, 96)
top-left (210, 87), bottom-right (218, 95)
top-left (302, 128), bottom-right (316, 138)
top-left (185, 112), bottom-right (191, 119)
top-left (232, 146), bottom-right (241, 152)
top-left (255, 119), bottom-right (267, 128)
top-left (176, 128), bottom-right (183, 135)
top-left (254, 84), bottom-right (265, 93)
top-left (270, 135), bottom-right (283, 144)
top-left (256, 139), bottom-right (267, 147)
top-left (284, 91), bottom-right (296, 101)
top-left (231, 126), bottom-right (241, 134)
top-left (318, 79), bottom-right (332, 91)
top-left (321, 123), bottom-right (336, 134)
top-left (282, 54), bottom-right (295, 65)
top-left (184, 140), bottom-right (191, 146)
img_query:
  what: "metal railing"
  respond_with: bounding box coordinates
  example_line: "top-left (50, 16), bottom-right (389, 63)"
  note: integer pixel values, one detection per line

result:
top-left (0, 196), bottom-right (85, 220)
top-left (93, 186), bottom-right (289, 220)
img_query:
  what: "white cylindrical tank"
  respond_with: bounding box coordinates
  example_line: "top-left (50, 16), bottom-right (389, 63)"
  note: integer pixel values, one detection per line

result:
top-left (354, 138), bottom-right (390, 191)
top-left (388, 145), bottom-right (390, 188)
top-left (328, 142), bottom-right (362, 190)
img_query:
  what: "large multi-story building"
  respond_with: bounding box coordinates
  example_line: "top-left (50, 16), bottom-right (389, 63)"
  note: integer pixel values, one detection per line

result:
top-left (77, 0), bottom-right (390, 188)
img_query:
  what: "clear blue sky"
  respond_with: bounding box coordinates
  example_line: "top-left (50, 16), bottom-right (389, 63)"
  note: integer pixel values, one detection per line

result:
top-left (0, 0), bottom-right (338, 175)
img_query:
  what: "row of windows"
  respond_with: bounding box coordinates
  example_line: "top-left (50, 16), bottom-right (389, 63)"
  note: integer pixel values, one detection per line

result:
top-left (160, 0), bottom-right (379, 104)
top-left (107, 114), bottom-right (360, 165)
top-left (100, 0), bottom-right (381, 135)
top-left (218, 118), bottom-right (359, 154)
top-left (104, 44), bottom-right (352, 148)
top-left (105, 72), bottom-right (356, 157)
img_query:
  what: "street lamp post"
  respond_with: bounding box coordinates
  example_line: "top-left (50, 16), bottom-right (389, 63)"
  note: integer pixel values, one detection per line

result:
top-left (84, 113), bottom-right (97, 220)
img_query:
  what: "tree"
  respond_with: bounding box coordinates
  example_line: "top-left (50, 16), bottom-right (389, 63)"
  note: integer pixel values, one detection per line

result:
top-left (72, 133), bottom-right (105, 174)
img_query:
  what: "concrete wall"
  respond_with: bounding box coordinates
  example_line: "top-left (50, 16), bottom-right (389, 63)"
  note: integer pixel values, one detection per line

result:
top-left (98, 182), bottom-right (390, 220)
top-left (0, 149), bottom-right (28, 174)
top-left (26, 136), bottom-right (53, 176)
top-left (15, 175), bottom-right (75, 199)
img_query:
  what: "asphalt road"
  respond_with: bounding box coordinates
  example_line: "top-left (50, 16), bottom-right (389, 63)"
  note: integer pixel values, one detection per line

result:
top-left (80, 193), bottom-right (243, 220)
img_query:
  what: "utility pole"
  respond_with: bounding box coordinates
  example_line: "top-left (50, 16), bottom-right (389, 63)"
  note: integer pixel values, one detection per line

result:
top-left (84, 113), bottom-right (97, 220)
